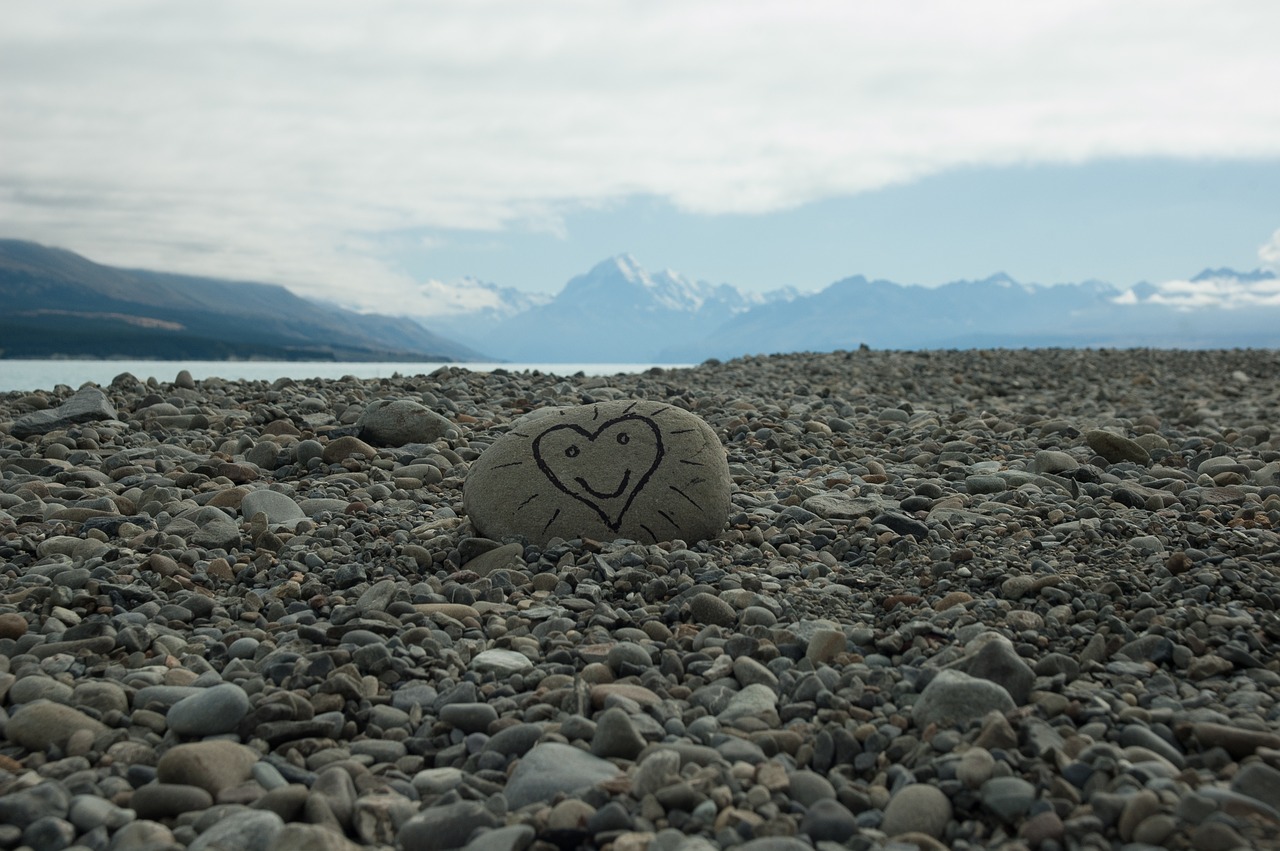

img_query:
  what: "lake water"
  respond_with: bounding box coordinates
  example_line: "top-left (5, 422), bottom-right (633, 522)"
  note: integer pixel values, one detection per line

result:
top-left (0, 359), bottom-right (690, 394)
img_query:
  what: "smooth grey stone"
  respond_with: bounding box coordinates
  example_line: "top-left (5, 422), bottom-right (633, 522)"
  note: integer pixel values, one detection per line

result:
top-left (240, 490), bottom-right (304, 524)
top-left (167, 683), bottom-right (251, 737)
top-left (471, 649), bottom-right (534, 676)
top-left (68, 795), bottom-right (135, 832)
top-left (130, 783), bottom-right (215, 819)
top-left (1230, 761), bottom-right (1280, 812)
top-left (0, 782), bottom-right (71, 829)
top-left (632, 748), bottom-right (683, 799)
top-left (912, 670), bottom-right (1016, 729)
top-left (504, 743), bottom-right (622, 810)
top-left (1085, 429), bottom-right (1150, 465)
top-left (8, 675), bottom-right (73, 705)
top-left (462, 543), bottom-right (524, 576)
top-left (22, 816), bottom-right (76, 851)
top-left (464, 400), bottom-right (731, 545)
top-left (687, 592), bottom-right (736, 627)
top-left (187, 809), bottom-right (284, 851)
top-left (1118, 725), bottom-right (1185, 768)
top-left (718, 683), bottom-right (777, 724)
top-left (6, 700), bottom-right (108, 751)
top-left (953, 633), bottom-right (1035, 705)
top-left (880, 784), bottom-right (953, 838)
top-left (606, 641), bottom-right (653, 673)
top-left (788, 770), bottom-right (836, 807)
top-left (800, 798), bottom-right (858, 843)
top-left (439, 702), bottom-right (498, 734)
top-left (801, 493), bottom-right (893, 520)
top-left (134, 685), bottom-right (204, 709)
top-left (590, 708), bottom-right (646, 760)
top-left (192, 515), bottom-right (242, 550)
top-left (12, 386), bottom-right (118, 438)
top-left (398, 800), bottom-right (498, 851)
top-left (271, 823), bottom-right (362, 851)
top-left (357, 399), bottom-right (453, 447)
top-left (980, 776), bottom-right (1037, 824)
top-left (461, 824), bottom-right (536, 851)
top-left (482, 723), bottom-right (543, 759)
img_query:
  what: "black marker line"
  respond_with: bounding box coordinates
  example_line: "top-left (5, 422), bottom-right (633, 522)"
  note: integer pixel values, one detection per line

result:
top-left (623, 401), bottom-right (638, 414)
top-left (669, 485), bottom-right (700, 509)
top-left (543, 508), bottom-right (561, 533)
top-left (516, 493), bottom-right (539, 511)
top-left (640, 523), bottom-right (657, 542)
top-left (652, 406), bottom-right (671, 416)
top-left (510, 431), bottom-right (530, 438)
top-left (592, 406), bottom-right (600, 420)
top-left (670, 428), bottom-right (695, 434)
top-left (679, 459), bottom-right (704, 466)
top-left (492, 461), bottom-right (524, 469)
top-left (658, 509), bottom-right (676, 527)
top-left (687, 477), bottom-right (706, 485)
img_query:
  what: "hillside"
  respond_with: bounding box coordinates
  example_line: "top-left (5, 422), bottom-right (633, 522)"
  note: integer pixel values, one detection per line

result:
top-left (0, 240), bottom-right (486, 361)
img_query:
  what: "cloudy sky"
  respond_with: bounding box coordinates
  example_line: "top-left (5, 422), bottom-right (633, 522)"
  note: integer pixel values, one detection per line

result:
top-left (3, 1), bottom-right (1279, 314)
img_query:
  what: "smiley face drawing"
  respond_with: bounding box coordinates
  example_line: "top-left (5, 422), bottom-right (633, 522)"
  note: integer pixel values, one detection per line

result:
top-left (532, 413), bottom-right (664, 532)
top-left (463, 399), bottom-right (732, 545)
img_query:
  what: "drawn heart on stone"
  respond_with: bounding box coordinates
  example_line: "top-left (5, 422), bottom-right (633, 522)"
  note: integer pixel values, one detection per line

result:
top-left (532, 413), bottom-right (665, 531)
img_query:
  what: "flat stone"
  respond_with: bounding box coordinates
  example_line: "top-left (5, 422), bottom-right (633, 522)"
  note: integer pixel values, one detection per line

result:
top-left (240, 490), bottom-right (305, 525)
top-left (1085, 429), bottom-right (1150, 465)
top-left (504, 742), bottom-right (623, 810)
top-left (464, 400), bottom-right (732, 545)
top-left (397, 800), bottom-right (497, 851)
top-left (913, 670), bottom-right (1016, 730)
top-left (357, 399), bottom-right (453, 447)
top-left (471, 649), bottom-right (534, 676)
top-left (11, 386), bottom-right (117, 438)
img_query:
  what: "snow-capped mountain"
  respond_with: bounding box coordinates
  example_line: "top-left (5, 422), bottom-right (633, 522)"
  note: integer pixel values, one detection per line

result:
top-left (409, 259), bottom-right (1280, 362)
top-left (458, 256), bottom-right (767, 361)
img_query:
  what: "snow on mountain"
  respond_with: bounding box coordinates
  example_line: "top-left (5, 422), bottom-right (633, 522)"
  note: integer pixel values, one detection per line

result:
top-left (1114, 268), bottom-right (1280, 310)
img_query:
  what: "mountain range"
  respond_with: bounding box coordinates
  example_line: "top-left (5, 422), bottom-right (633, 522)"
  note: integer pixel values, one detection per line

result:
top-left (428, 255), bottom-right (1280, 360)
top-left (3, 238), bottom-right (1277, 363)
top-left (0, 240), bottom-right (482, 362)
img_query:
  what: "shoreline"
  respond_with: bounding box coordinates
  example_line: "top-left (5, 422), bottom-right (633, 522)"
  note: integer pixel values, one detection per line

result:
top-left (1, 348), bottom-right (1278, 850)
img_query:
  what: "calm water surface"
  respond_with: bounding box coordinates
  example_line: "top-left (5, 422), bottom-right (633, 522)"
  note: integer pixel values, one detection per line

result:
top-left (0, 360), bottom-right (689, 393)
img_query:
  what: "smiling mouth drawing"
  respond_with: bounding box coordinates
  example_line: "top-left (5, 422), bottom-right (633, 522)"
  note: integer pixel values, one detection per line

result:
top-left (532, 413), bottom-right (664, 531)
top-left (574, 469), bottom-right (631, 500)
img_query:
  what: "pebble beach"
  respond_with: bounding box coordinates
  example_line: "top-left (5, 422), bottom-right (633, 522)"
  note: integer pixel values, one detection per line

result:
top-left (1, 348), bottom-right (1279, 851)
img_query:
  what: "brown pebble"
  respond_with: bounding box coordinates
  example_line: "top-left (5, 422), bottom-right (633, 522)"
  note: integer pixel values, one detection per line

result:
top-left (0, 612), bottom-right (28, 640)
top-left (934, 591), bottom-right (973, 611)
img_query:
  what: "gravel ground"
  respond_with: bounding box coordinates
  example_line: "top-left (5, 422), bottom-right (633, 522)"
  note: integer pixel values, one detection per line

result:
top-left (1, 348), bottom-right (1279, 851)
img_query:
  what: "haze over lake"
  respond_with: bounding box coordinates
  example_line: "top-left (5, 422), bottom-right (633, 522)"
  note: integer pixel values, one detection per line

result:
top-left (0, 360), bottom-right (683, 394)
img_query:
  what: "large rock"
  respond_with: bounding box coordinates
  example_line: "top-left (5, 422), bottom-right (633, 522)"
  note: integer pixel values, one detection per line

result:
top-left (912, 669), bottom-right (1016, 730)
top-left (464, 400), bottom-right (731, 545)
top-left (11, 386), bottom-right (117, 438)
top-left (6, 700), bottom-right (108, 751)
top-left (357, 399), bottom-right (453, 447)
top-left (504, 742), bottom-right (623, 810)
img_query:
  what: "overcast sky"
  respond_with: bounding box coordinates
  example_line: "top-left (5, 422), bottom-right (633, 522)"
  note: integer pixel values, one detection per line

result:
top-left (2, 1), bottom-right (1279, 312)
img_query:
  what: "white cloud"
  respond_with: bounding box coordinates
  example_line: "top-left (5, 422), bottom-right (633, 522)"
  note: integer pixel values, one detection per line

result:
top-left (2, 1), bottom-right (1279, 309)
top-left (1261, 228), bottom-right (1280, 271)
top-left (1118, 273), bottom-right (1280, 311)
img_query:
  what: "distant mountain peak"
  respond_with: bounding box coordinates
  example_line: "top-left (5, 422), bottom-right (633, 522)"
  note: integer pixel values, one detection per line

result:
top-left (1191, 267), bottom-right (1277, 283)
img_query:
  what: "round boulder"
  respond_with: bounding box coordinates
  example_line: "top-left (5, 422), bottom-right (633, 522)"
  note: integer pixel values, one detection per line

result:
top-left (464, 400), bottom-right (731, 545)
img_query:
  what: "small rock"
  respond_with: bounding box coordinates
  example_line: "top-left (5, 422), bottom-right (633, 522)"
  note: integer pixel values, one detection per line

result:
top-left (880, 784), bottom-right (952, 839)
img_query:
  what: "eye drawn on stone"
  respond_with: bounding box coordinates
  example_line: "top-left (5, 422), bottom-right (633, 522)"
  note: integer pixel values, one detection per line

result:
top-left (531, 412), bottom-right (665, 531)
